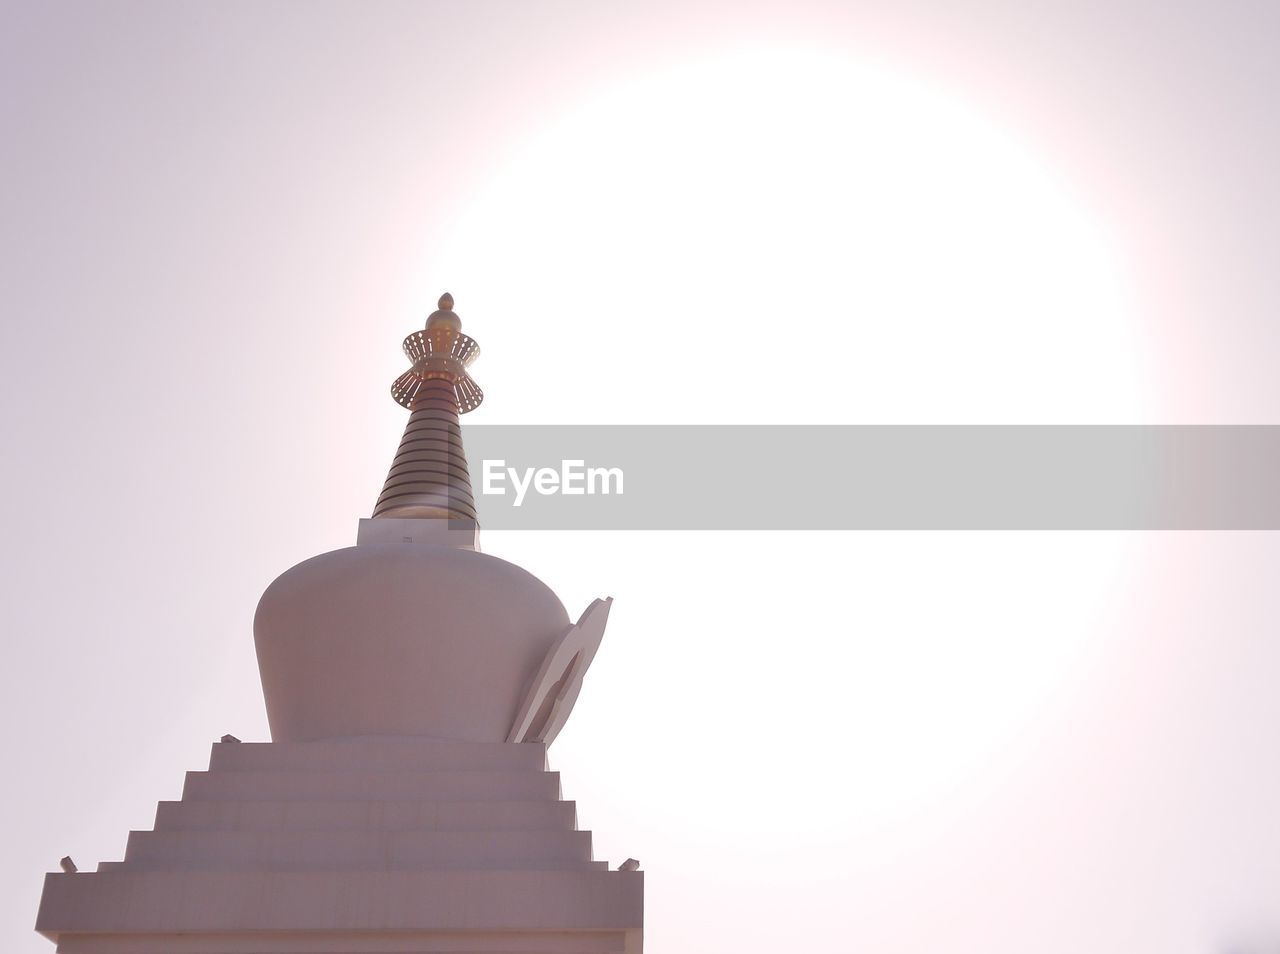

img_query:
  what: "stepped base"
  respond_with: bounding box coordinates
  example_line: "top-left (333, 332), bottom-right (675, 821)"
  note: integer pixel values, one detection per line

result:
top-left (52, 930), bottom-right (631, 953)
top-left (37, 740), bottom-right (642, 954)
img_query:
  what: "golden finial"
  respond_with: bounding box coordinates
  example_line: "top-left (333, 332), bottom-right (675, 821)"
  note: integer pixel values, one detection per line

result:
top-left (390, 291), bottom-right (482, 412)
top-left (426, 291), bottom-right (462, 335)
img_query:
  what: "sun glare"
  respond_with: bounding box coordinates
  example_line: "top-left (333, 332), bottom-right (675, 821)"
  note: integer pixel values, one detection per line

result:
top-left (422, 45), bottom-right (1147, 424)
top-left (416, 45), bottom-right (1143, 825)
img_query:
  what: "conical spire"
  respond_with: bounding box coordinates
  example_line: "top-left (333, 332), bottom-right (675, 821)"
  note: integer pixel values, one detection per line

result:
top-left (372, 293), bottom-right (482, 521)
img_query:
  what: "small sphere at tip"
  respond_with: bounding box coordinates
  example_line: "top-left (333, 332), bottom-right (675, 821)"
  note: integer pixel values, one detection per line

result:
top-left (438, 292), bottom-right (454, 311)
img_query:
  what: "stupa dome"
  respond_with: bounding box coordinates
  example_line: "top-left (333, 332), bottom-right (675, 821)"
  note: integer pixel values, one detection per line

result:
top-left (254, 544), bottom-right (570, 742)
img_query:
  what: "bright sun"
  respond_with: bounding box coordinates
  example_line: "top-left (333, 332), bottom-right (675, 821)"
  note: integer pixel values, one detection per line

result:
top-left (423, 44), bottom-right (1148, 425)
top-left (404, 46), bottom-right (1149, 835)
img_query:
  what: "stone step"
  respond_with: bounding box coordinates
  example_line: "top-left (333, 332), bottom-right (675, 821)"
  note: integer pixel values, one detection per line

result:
top-left (110, 828), bottom-right (595, 871)
top-left (95, 858), bottom-right (609, 873)
top-left (181, 770), bottom-right (560, 802)
top-left (154, 798), bottom-right (579, 832)
top-left (37, 869), bottom-right (644, 937)
top-left (206, 740), bottom-right (547, 773)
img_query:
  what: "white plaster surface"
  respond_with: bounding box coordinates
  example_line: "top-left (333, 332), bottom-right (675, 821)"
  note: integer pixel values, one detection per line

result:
top-left (356, 517), bottom-right (480, 551)
top-left (254, 545), bottom-right (571, 743)
top-left (37, 740), bottom-right (642, 954)
top-left (508, 599), bottom-right (612, 746)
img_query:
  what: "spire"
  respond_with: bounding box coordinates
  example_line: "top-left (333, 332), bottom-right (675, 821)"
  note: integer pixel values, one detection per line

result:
top-left (372, 293), bottom-right (482, 521)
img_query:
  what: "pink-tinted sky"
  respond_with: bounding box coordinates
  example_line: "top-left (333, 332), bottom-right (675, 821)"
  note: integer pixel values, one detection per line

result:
top-left (2, 3), bottom-right (1279, 953)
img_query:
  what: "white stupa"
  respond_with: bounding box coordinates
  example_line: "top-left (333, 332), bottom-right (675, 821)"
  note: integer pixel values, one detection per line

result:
top-left (36, 295), bottom-right (644, 953)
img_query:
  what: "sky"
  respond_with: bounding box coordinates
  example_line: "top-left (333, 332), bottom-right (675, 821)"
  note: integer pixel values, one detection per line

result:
top-left (2, 2), bottom-right (1279, 952)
